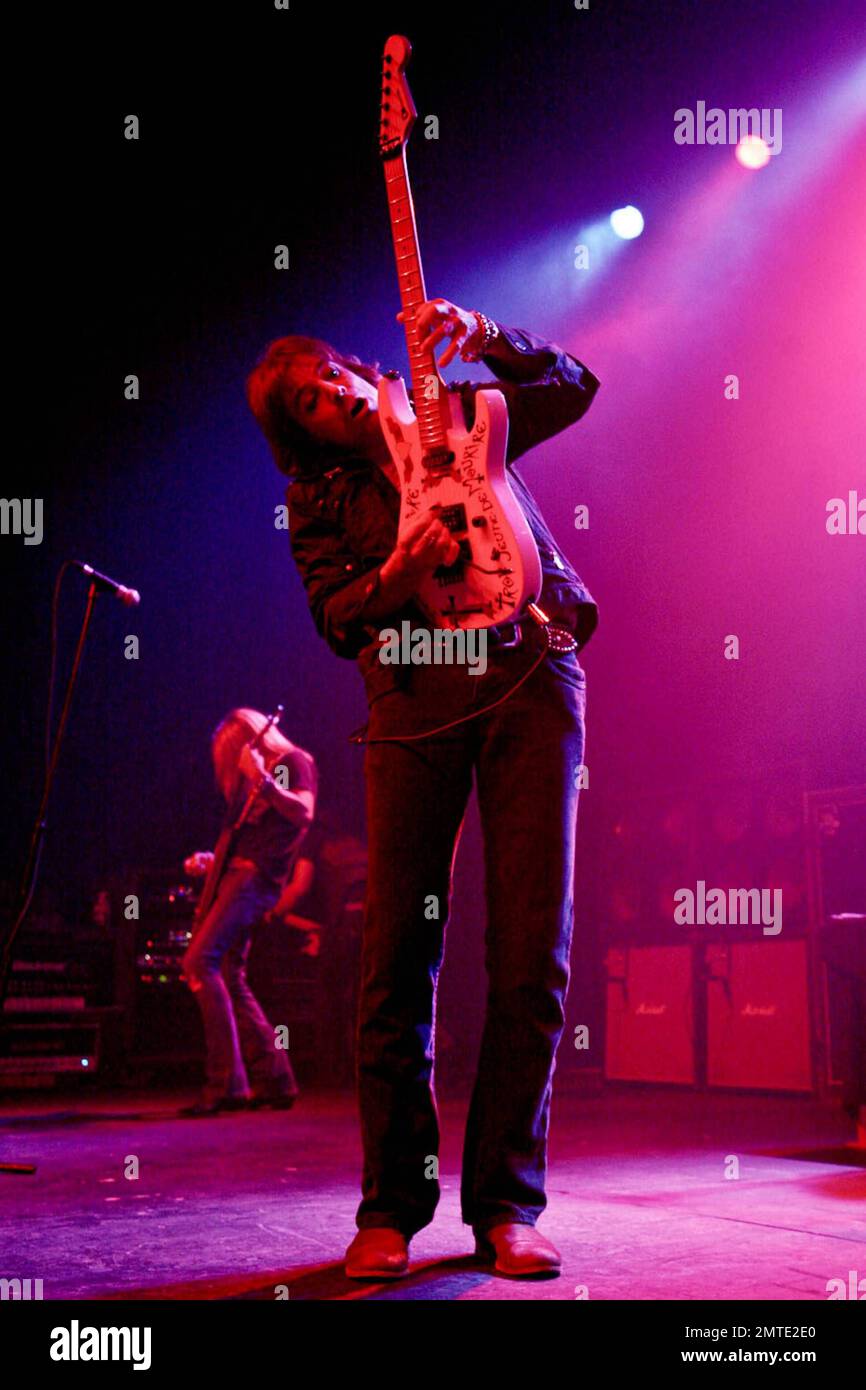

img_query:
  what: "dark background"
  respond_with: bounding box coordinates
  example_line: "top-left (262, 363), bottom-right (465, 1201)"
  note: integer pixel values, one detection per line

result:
top-left (3, 1), bottom-right (865, 1066)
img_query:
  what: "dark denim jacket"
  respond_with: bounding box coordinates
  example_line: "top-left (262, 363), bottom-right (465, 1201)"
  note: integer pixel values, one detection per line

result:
top-left (287, 324), bottom-right (600, 705)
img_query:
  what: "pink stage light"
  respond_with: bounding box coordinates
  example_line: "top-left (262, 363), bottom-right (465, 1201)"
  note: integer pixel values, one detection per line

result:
top-left (735, 134), bottom-right (771, 169)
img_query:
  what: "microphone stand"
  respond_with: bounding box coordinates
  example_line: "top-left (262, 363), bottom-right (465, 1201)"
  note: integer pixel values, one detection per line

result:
top-left (0, 580), bottom-right (100, 1175)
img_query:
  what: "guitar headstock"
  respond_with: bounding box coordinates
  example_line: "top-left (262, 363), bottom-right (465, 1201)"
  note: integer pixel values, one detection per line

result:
top-left (379, 34), bottom-right (416, 160)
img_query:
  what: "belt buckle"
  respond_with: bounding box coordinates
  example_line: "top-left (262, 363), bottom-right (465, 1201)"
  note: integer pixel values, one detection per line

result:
top-left (494, 621), bottom-right (522, 649)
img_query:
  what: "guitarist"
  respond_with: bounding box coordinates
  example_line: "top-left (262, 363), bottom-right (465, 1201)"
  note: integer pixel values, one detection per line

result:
top-left (247, 300), bottom-right (599, 1275)
top-left (180, 707), bottom-right (317, 1116)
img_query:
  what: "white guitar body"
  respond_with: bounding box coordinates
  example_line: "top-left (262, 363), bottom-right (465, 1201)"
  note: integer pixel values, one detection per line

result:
top-left (378, 373), bottom-right (542, 630)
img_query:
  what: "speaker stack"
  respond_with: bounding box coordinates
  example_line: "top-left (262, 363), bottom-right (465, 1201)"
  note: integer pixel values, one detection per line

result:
top-left (602, 770), bottom-right (821, 1093)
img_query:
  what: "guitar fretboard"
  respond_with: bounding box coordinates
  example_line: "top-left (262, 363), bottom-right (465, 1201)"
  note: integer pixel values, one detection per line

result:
top-left (384, 150), bottom-right (453, 455)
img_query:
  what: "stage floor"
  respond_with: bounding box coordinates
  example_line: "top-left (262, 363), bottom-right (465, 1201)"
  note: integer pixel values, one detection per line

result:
top-left (1, 1086), bottom-right (863, 1301)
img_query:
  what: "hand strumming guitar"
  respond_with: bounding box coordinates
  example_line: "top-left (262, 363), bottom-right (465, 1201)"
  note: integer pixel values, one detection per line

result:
top-left (359, 512), bottom-right (461, 622)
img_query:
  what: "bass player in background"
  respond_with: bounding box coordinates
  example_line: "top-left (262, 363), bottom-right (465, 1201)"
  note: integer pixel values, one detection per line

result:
top-left (247, 298), bottom-right (599, 1276)
top-left (180, 707), bottom-right (317, 1116)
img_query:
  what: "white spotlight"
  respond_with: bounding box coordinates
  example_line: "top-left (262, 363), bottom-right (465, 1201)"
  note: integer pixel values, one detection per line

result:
top-left (610, 205), bottom-right (645, 239)
top-left (735, 135), bottom-right (771, 169)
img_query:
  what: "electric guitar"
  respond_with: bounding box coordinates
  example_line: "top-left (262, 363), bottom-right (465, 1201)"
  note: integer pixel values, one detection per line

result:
top-left (378, 34), bottom-right (542, 631)
top-left (190, 705), bottom-right (284, 931)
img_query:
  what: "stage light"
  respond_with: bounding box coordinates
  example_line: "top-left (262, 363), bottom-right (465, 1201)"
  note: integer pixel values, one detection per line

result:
top-left (735, 135), bottom-right (771, 169)
top-left (610, 205), bottom-right (644, 239)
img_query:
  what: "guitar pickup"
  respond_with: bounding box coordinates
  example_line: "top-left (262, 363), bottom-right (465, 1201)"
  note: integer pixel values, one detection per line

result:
top-left (433, 503), bottom-right (468, 533)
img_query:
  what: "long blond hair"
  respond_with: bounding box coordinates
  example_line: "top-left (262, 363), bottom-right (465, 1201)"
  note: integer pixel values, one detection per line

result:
top-left (212, 707), bottom-right (292, 805)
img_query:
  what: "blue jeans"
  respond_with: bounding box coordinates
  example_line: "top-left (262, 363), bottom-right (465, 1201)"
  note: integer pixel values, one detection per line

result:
top-left (182, 865), bottom-right (298, 1103)
top-left (357, 633), bottom-right (586, 1236)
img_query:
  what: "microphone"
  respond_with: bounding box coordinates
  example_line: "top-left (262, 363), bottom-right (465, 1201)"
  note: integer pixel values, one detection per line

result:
top-left (72, 560), bottom-right (141, 607)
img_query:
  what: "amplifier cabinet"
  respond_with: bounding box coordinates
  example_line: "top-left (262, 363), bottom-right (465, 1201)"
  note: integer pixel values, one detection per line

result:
top-left (604, 945), bottom-right (695, 1084)
top-left (706, 940), bottom-right (812, 1092)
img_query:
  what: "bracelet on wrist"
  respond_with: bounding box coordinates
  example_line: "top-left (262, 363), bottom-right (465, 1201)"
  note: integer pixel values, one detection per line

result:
top-left (463, 311), bottom-right (499, 362)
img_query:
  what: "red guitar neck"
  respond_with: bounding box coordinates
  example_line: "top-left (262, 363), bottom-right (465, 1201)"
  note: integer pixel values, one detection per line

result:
top-left (381, 37), bottom-right (453, 460)
top-left (384, 152), bottom-right (453, 454)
